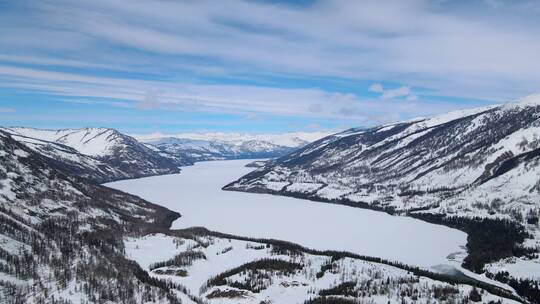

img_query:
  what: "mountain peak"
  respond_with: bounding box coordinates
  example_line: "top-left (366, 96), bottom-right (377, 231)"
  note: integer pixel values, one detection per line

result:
top-left (0, 126), bottom-right (186, 182)
top-left (504, 92), bottom-right (540, 109)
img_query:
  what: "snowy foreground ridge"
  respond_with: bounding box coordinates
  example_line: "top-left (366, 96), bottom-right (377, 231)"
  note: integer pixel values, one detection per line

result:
top-left (125, 232), bottom-right (520, 304)
top-left (0, 130), bottom-right (181, 302)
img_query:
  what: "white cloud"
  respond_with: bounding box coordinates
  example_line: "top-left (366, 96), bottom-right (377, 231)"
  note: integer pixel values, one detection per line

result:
top-left (136, 92), bottom-right (162, 110)
top-left (369, 83), bottom-right (384, 93)
top-left (1, 0), bottom-right (538, 125)
top-left (0, 0), bottom-right (539, 102)
top-left (369, 83), bottom-right (416, 101)
top-left (0, 64), bottom-right (464, 125)
top-left (381, 86), bottom-right (411, 99)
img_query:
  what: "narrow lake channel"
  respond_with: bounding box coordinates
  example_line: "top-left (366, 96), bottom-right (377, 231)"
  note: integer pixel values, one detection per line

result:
top-left (106, 159), bottom-right (467, 269)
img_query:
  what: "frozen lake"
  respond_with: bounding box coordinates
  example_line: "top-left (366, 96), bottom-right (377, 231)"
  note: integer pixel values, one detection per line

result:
top-left (106, 159), bottom-right (467, 268)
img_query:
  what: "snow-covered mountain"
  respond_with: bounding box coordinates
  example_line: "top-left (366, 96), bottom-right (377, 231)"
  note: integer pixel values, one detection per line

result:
top-left (226, 95), bottom-right (540, 217)
top-left (0, 130), bottom-right (182, 302)
top-left (0, 129), bottom-right (520, 303)
top-left (137, 131), bottom-right (331, 162)
top-left (142, 137), bottom-right (296, 161)
top-left (135, 131), bottom-right (332, 147)
top-left (2, 109), bottom-right (538, 302)
top-left (0, 127), bottom-right (328, 182)
top-left (225, 94), bottom-right (540, 297)
top-left (1, 127), bottom-right (187, 182)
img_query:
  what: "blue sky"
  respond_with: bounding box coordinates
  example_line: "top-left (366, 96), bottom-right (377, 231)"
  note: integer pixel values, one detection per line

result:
top-left (0, 0), bottom-right (539, 134)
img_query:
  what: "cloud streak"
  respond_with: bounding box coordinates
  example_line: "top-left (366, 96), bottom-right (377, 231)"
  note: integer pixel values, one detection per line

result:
top-left (0, 64), bottom-right (463, 125)
top-left (369, 83), bottom-right (417, 101)
top-left (0, 0), bottom-right (538, 128)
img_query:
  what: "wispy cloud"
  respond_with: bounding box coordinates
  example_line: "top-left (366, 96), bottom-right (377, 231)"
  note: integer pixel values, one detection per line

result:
top-left (0, 0), bottom-right (538, 129)
top-left (0, 64), bottom-right (461, 125)
top-left (369, 83), bottom-right (417, 101)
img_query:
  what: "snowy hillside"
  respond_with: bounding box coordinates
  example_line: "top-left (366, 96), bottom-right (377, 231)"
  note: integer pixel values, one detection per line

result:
top-left (0, 130), bottom-right (183, 302)
top-left (137, 132), bottom-right (331, 162)
top-left (225, 94), bottom-right (540, 301)
top-left (1, 127), bottom-right (187, 182)
top-left (4, 127), bottom-right (127, 157)
top-left (226, 95), bottom-right (540, 216)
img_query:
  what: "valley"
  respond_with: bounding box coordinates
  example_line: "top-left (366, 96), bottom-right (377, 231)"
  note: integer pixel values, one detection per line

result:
top-left (107, 160), bottom-right (525, 303)
top-left (3, 1), bottom-right (539, 302)
top-left (107, 160), bottom-right (467, 269)
top-left (2, 102), bottom-right (540, 302)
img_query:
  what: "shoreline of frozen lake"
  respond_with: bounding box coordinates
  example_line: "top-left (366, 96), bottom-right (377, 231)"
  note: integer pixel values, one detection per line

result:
top-left (106, 159), bottom-right (467, 269)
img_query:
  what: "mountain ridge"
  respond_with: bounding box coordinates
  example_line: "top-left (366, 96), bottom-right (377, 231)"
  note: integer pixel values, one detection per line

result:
top-left (136, 131), bottom-right (331, 162)
top-left (224, 94), bottom-right (540, 298)
top-left (0, 126), bottom-right (188, 183)
top-left (134, 131), bottom-right (333, 148)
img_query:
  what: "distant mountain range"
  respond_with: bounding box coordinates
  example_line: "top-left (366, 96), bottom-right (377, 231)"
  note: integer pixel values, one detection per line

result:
top-left (0, 128), bottom-right (327, 182)
top-left (134, 131), bottom-right (331, 147)
top-left (135, 131), bottom-right (331, 162)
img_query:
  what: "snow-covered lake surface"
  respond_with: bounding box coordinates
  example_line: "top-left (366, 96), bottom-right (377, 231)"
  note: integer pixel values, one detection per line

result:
top-left (107, 159), bottom-right (467, 269)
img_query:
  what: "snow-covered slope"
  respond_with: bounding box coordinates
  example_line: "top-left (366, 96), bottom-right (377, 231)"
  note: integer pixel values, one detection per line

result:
top-left (4, 127), bottom-right (127, 157)
top-left (137, 131), bottom-right (331, 162)
top-left (0, 130), bottom-right (183, 302)
top-left (1, 127), bottom-right (187, 182)
top-left (226, 95), bottom-right (540, 217)
top-left (225, 94), bottom-right (540, 297)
